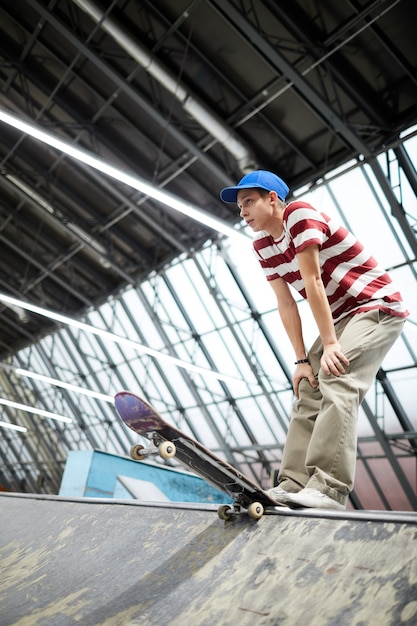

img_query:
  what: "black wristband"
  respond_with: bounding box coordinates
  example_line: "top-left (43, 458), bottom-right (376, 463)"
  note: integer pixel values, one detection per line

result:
top-left (294, 358), bottom-right (309, 364)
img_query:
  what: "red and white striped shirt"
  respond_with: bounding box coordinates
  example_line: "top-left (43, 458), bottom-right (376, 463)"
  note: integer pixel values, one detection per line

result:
top-left (253, 201), bottom-right (409, 323)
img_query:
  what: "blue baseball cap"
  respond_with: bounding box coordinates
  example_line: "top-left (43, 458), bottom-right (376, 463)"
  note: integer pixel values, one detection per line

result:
top-left (220, 170), bottom-right (289, 203)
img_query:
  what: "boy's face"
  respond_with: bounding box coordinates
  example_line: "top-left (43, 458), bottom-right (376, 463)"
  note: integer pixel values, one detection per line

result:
top-left (237, 188), bottom-right (275, 232)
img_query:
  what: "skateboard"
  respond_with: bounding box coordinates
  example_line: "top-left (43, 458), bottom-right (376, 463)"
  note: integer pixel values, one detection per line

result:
top-left (114, 390), bottom-right (285, 520)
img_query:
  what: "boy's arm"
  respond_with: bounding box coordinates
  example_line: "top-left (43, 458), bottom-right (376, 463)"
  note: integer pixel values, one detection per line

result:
top-left (269, 277), bottom-right (317, 397)
top-left (268, 277), bottom-right (306, 360)
top-left (296, 244), bottom-right (349, 376)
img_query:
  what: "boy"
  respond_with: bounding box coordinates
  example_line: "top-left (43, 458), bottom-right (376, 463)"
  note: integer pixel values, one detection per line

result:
top-left (220, 170), bottom-right (408, 509)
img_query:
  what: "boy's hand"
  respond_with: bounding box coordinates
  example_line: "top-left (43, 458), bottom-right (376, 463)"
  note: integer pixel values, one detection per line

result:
top-left (321, 343), bottom-right (349, 376)
top-left (293, 362), bottom-right (317, 398)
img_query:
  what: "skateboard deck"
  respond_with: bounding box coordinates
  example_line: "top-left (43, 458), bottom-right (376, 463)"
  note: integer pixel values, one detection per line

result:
top-left (114, 390), bottom-right (285, 520)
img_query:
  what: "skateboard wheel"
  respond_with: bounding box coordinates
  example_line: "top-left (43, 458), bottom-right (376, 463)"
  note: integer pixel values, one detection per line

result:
top-left (159, 440), bottom-right (176, 460)
top-left (217, 505), bottom-right (233, 521)
top-left (130, 444), bottom-right (146, 461)
top-left (248, 502), bottom-right (264, 520)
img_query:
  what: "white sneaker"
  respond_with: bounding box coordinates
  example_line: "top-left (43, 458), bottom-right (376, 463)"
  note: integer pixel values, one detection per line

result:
top-left (265, 485), bottom-right (290, 503)
top-left (285, 488), bottom-right (345, 510)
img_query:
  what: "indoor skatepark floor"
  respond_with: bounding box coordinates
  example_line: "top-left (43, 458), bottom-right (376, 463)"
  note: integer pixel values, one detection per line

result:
top-left (1, 493), bottom-right (417, 625)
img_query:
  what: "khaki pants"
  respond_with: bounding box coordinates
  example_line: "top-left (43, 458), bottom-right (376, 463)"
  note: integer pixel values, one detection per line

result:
top-left (278, 310), bottom-right (405, 506)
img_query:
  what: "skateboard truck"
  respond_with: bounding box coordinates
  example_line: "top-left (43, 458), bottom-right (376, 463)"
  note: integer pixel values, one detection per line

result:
top-left (130, 433), bottom-right (177, 461)
top-left (217, 500), bottom-right (265, 521)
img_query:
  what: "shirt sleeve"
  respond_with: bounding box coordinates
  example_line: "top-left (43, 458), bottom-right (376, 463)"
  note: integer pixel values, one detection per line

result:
top-left (285, 203), bottom-right (329, 253)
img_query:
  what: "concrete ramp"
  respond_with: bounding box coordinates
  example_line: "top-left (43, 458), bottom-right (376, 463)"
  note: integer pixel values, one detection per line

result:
top-left (1, 494), bottom-right (416, 626)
